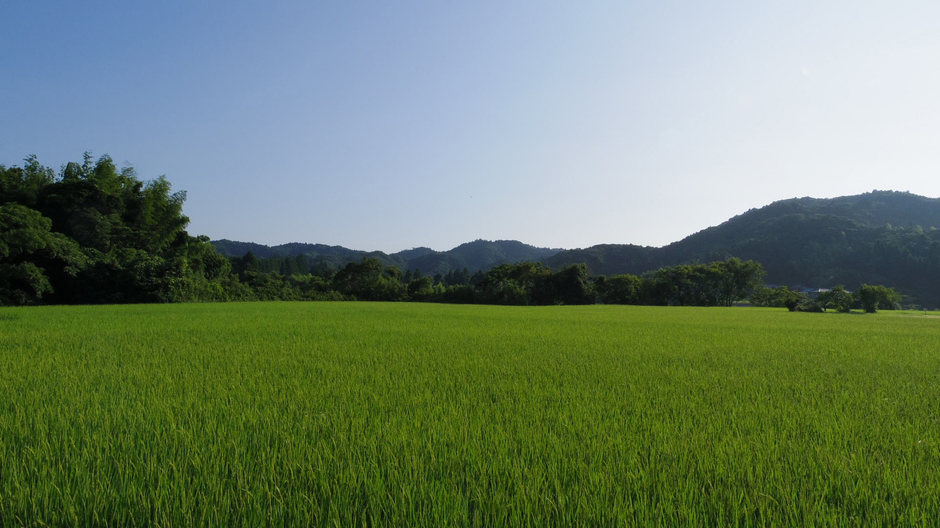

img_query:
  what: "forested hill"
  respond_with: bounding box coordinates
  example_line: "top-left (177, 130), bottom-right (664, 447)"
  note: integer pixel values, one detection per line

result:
top-left (544, 191), bottom-right (940, 307)
top-left (211, 239), bottom-right (563, 276)
top-left (402, 240), bottom-right (562, 275)
top-left (210, 240), bottom-right (410, 270)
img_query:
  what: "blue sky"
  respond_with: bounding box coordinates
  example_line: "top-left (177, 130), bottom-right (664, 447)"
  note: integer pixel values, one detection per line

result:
top-left (3, 0), bottom-right (939, 253)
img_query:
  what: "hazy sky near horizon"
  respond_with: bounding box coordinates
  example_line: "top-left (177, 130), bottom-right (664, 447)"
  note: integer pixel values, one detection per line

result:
top-left (3, 0), bottom-right (939, 253)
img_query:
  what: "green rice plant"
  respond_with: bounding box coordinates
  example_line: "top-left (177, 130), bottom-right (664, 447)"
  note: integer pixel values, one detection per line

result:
top-left (1, 303), bottom-right (939, 526)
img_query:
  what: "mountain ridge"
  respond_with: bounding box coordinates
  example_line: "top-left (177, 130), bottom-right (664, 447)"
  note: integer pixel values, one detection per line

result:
top-left (213, 190), bottom-right (940, 307)
top-left (211, 238), bottom-right (564, 276)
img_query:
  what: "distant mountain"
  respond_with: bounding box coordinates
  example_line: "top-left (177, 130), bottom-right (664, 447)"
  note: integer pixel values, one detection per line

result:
top-left (540, 243), bottom-right (665, 277)
top-left (211, 240), bottom-right (284, 259)
top-left (544, 191), bottom-right (940, 307)
top-left (404, 240), bottom-right (563, 276)
top-left (211, 240), bottom-right (408, 270)
top-left (212, 239), bottom-right (563, 276)
top-left (392, 247), bottom-right (436, 261)
top-left (213, 191), bottom-right (940, 306)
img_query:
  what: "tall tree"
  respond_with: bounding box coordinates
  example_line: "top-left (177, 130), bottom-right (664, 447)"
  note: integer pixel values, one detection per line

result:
top-left (816, 285), bottom-right (854, 313)
top-left (547, 263), bottom-right (594, 305)
top-left (0, 155), bottom-right (55, 207)
top-left (333, 257), bottom-right (406, 301)
top-left (856, 284), bottom-right (901, 313)
top-left (710, 257), bottom-right (766, 307)
top-left (596, 274), bottom-right (642, 304)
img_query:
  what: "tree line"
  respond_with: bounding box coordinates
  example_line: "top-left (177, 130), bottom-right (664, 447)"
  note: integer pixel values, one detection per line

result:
top-left (227, 252), bottom-right (901, 312)
top-left (751, 284), bottom-right (901, 313)
top-left (0, 154), bottom-right (900, 311)
top-left (225, 253), bottom-right (769, 307)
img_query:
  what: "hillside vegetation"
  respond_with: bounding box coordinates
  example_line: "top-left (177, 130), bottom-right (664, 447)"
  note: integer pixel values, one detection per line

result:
top-left (544, 191), bottom-right (940, 307)
top-left (0, 154), bottom-right (239, 305)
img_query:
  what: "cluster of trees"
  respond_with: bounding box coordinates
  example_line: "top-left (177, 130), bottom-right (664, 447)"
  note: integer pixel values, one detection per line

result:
top-left (751, 284), bottom-right (901, 313)
top-left (225, 256), bottom-right (594, 305)
top-left (226, 254), bottom-right (767, 307)
top-left (603, 258), bottom-right (766, 307)
top-left (1, 154), bottom-right (247, 304)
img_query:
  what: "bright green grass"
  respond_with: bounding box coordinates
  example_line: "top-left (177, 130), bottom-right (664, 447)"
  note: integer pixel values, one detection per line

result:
top-left (1, 303), bottom-right (939, 526)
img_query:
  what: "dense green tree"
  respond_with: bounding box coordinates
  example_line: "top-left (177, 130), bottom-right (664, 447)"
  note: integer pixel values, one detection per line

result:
top-left (596, 274), bottom-right (642, 304)
top-left (293, 254), bottom-right (309, 275)
top-left (156, 235), bottom-right (247, 302)
top-left (479, 262), bottom-right (551, 305)
top-left (547, 263), bottom-right (594, 305)
top-left (0, 203), bottom-right (86, 304)
top-left (440, 284), bottom-right (477, 304)
top-left (238, 270), bottom-right (299, 301)
top-left (645, 264), bottom-right (717, 306)
top-left (710, 257), bottom-right (766, 307)
top-left (856, 284), bottom-right (901, 313)
top-left (233, 251), bottom-right (259, 278)
top-left (815, 285), bottom-right (854, 313)
top-left (443, 268), bottom-right (472, 287)
top-left (332, 258), bottom-right (406, 301)
top-left (0, 156), bottom-right (56, 207)
top-left (635, 258), bottom-right (765, 307)
top-left (751, 286), bottom-right (808, 311)
top-left (408, 276), bottom-right (444, 302)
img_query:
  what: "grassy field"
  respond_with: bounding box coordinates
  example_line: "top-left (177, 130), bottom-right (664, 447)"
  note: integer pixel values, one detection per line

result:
top-left (1, 302), bottom-right (939, 526)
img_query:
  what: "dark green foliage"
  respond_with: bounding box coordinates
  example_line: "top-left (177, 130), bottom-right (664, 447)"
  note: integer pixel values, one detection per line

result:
top-left (407, 276), bottom-right (442, 302)
top-left (815, 286), bottom-right (855, 313)
top-left (546, 263), bottom-right (594, 305)
top-left (441, 268), bottom-right (473, 287)
top-left (633, 258), bottom-right (765, 307)
top-left (332, 258), bottom-right (406, 301)
top-left (0, 203), bottom-right (86, 305)
top-left (595, 274), bottom-right (642, 305)
top-left (709, 257), bottom-right (765, 307)
top-left (203, 253), bottom-right (768, 307)
top-left (479, 262), bottom-right (551, 305)
top-left (472, 261), bottom-right (593, 306)
top-left (0, 156), bottom-right (55, 208)
top-left (0, 154), bottom-right (242, 305)
top-left (856, 284), bottom-right (901, 313)
top-left (542, 243), bottom-right (664, 277)
top-left (751, 286), bottom-right (808, 311)
top-left (439, 284), bottom-right (477, 303)
top-left (646, 264), bottom-right (719, 306)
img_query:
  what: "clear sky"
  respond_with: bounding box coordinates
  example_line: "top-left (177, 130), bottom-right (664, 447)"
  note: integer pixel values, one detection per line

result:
top-left (3, 0), bottom-right (939, 253)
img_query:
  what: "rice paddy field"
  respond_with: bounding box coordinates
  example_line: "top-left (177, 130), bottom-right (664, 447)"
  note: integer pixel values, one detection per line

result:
top-left (1, 302), bottom-right (939, 526)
